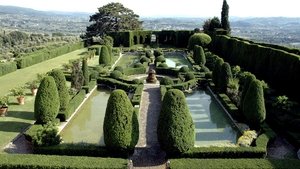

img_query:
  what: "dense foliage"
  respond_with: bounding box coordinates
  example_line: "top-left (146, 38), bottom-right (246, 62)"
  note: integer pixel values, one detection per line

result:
top-left (31, 123), bottom-right (61, 147)
top-left (99, 46), bottom-right (111, 65)
top-left (48, 69), bottom-right (70, 112)
top-left (103, 89), bottom-right (138, 151)
top-left (193, 45), bottom-right (206, 65)
top-left (160, 77), bottom-right (174, 85)
top-left (221, 0), bottom-right (231, 32)
top-left (158, 89), bottom-right (194, 155)
top-left (188, 33), bottom-right (211, 50)
top-left (82, 59), bottom-right (89, 86)
top-left (203, 17), bottom-right (222, 33)
top-left (212, 58), bottom-right (224, 90)
top-left (34, 76), bottom-right (60, 124)
top-left (219, 62), bottom-right (232, 92)
top-left (110, 70), bottom-right (123, 79)
top-left (184, 72), bottom-right (195, 82)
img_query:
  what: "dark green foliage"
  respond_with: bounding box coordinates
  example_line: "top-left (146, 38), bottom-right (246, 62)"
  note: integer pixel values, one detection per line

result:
top-left (31, 123), bottom-right (61, 147)
top-left (48, 69), bottom-right (70, 112)
top-left (133, 63), bottom-right (144, 68)
top-left (110, 70), bottom-right (123, 79)
top-left (158, 89), bottom-right (194, 155)
top-left (104, 89), bottom-right (138, 151)
top-left (179, 66), bottom-right (190, 73)
top-left (140, 56), bottom-right (150, 64)
top-left (132, 79), bottom-right (143, 84)
top-left (219, 62), bottom-right (232, 92)
top-left (212, 58), bottom-right (224, 89)
top-left (155, 55), bottom-right (166, 63)
top-left (34, 76), bottom-right (60, 124)
top-left (184, 72), bottom-right (195, 82)
top-left (154, 49), bottom-right (163, 57)
top-left (240, 73), bottom-right (256, 110)
top-left (114, 66), bottom-right (124, 73)
top-left (243, 79), bottom-right (266, 129)
top-left (158, 63), bottom-right (168, 68)
top-left (221, 0), bottom-right (231, 32)
top-left (123, 67), bottom-right (146, 75)
top-left (193, 45), bottom-right (206, 65)
top-left (156, 67), bottom-right (179, 76)
top-left (106, 45), bottom-right (113, 59)
top-left (145, 50), bottom-right (153, 58)
top-left (170, 159), bottom-right (300, 169)
top-left (15, 42), bottom-right (83, 69)
top-left (160, 77), bottom-right (174, 85)
top-left (203, 17), bottom-right (222, 33)
top-left (97, 77), bottom-right (138, 91)
top-left (0, 154), bottom-right (127, 169)
top-left (82, 59), bottom-right (89, 86)
top-left (99, 46), bottom-right (111, 65)
top-left (218, 94), bottom-right (239, 117)
top-left (0, 62), bottom-right (17, 77)
top-left (188, 33), bottom-right (212, 50)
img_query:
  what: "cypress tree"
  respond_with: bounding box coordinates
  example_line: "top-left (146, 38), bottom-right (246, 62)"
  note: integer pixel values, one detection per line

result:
top-left (48, 69), bottom-right (70, 112)
top-left (99, 46), bottom-right (111, 65)
top-left (34, 76), bottom-right (60, 124)
top-left (194, 45), bottom-right (206, 65)
top-left (103, 89), bottom-right (138, 151)
top-left (82, 59), bottom-right (89, 86)
top-left (243, 79), bottom-right (266, 129)
top-left (157, 89), bottom-right (194, 155)
top-left (220, 62), bottom-right (232, 92)
top-left (212, 58), bottom-right (224, 90)
top-left (240, 73), bottom-right (256, 109)
top-left (221, 0), bottom-right (231, 32)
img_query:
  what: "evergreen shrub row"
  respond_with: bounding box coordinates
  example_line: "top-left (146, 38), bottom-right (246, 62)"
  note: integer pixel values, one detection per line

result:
top-left (123, 67), bottom-right (146, 75)
top-left (0, 62), bottom-right (17, 77)
top-left (97, 77), bottom-right (137, 92)
top-left (131, 84), bottom-right (143, 106)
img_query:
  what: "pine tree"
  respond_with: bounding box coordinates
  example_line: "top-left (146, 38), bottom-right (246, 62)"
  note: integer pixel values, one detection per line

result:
top-left (221, 0), bottom-right (231, 32)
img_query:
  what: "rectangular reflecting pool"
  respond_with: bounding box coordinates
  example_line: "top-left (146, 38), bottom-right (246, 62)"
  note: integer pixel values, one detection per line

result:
top-left (60, 88), bottom-right (110, 145)
top-left (186, 89), bottom-right (240, 147)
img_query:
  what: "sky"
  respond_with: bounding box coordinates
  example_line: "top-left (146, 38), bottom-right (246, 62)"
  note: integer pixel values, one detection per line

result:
top-left (0, 0), bottom-right (299, 17)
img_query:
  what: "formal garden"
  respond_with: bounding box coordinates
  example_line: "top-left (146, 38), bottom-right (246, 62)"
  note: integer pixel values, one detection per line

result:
top-left (1, 1), bottom-right (300, 169)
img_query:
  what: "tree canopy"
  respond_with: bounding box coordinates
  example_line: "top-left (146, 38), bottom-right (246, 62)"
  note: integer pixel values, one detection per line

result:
top-left (221, 0), bottom-right (231, 32)
top-left (83, 2), bottom-right (142, 43)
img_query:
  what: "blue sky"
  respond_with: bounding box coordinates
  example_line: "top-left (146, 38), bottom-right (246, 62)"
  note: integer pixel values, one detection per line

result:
top-left (0, 0), bottom-right (299, 17)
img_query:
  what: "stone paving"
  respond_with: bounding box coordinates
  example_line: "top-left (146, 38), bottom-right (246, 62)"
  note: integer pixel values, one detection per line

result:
top-left (130, 83), bottom-right (167, 169)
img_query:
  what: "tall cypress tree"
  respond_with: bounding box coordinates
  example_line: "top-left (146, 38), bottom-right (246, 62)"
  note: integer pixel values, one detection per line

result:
top-left (221, 0), bottom-right (231, 32)
top-left (82, 59), bottom-right (89, 86)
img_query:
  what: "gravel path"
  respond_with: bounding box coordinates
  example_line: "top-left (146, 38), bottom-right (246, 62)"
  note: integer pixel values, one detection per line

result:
top-left (267, 136), bottom-right (298, 159)
top-left (3, 134), bottom-right (33, 154)
top-left (131, 83), bottom-right (166, 169)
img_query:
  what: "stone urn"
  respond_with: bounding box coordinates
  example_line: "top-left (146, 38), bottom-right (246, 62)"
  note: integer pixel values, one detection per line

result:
top-left (146, 69), bottom-right (157, 83)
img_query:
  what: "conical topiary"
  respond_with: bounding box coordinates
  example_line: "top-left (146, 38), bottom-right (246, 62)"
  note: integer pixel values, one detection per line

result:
top-left (99, 46), bottom-right (111, 65)
top-left (220, 62), bottom-right (232, 92)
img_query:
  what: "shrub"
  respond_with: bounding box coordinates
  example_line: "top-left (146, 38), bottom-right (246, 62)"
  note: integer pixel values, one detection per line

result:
top-left (123, 67), bottom-right (146, 75)
top-left (99, 46), bottom-right (111, 65)
top-left (243, 79), bottom-right (266, 129)
top-left (240, 73), bottom-right (256, 109)
top-left (160, 77), bottom-right (174, 85)
top-left (188, 33), bottom-right (212, 50)
top-left (193, 45), bottom-right (206, 65)
top-left (212, 58), bottom-right (224, 89)
top-left (103, 89), bottom-right (138, 151)
top-left (114, 66), bottom-right (124, 73)
top-left (155, 55), bottom-right (166, 63)
top-left (184, 72), bottom-right (195, 81)
top-left (132, 79), bottom-right (143, 84)
top-left (110, 70), bottom-right (123, 79)
top-left (140, 56), bottom-right (150, 64)
top-left (34, 76), bottom-right (60, 124)
top-left (219, 62), bottom-right (232, 92)
top-left (179, 66), bottom-right (190, 73)
top-left (133, 63), bottom-right (144, 68)
top-left (48, 69), bottom-right (70, 112)
top-left (237, 130), bottom-right (258, 147)
top-left (158, 89), bottom-right (194, 155)
top-left (0, 62), bottom-right (17, 77)
top-left (145, 50), bottom-right (153, 58)
top-left (158, 63), bottom-right (168, 68)
top-left (31, 123), bottom-right (61, 147)
top-left (82, 59), bottom-right (89, 86)
top-left (154, 49), bottom-right (163, 57)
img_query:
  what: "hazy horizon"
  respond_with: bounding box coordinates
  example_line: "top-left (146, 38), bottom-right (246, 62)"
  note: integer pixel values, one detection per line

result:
top-left (0, 0), bottom-right (299, 18)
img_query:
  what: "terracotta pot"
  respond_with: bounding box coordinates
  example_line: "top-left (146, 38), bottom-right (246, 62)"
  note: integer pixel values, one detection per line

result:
top-left (31, 88), bottom-right (38, 96)
top-left (17, 96), bottom-right (25, 105)
top-left (0, 107), bottom-right (8, 117)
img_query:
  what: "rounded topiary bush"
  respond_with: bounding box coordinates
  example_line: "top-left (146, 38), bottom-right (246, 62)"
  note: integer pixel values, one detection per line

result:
top-left (140, 56), bottom-right (150, 64)
top-left (160, 77), bottom-right (174, 85)
top-left (145, 50), bottom-right (153, 58)
top-left (103, 89), bottom-right (139, 151)
top-left (185, 72), bottom-right (195, 81)
top-left (219, 62), bottom-right (232, 92)
top-left (212, 58), bottom-right (224, 89)
top-left (243, 79), bottom-right (266, 129)
top-left (154, 49), bottom-right (163, 57)
top-left (179, 66), bottom-right (190, 73)
top-left (133, 63), bottom-right (144, 68)
top-left (132, 79), bottom-right (143, 84)
top-left (110, 70), bottom-right (122, 79)
top-left (158, 63), bottom-right (168, 68)
top-left (193, 45), bottom-right (206, 65)
top-left (240, 73), bottom-right (256, 109)
top-left (48, 69), bottom-right (70, 112)
top-left (82, 59), bottom-right (89, 86)
top-left (158, 89), bottom-right (194, 155)
top-left (188, 33), bottom-right (212, 50)
top-left (99, 46), bottom-right (111, 65)
top-left (34, 76), bottom-right (60, 124)
top-left (114, 66), bottom-right (124, 73)
top-left (155, 55), bottom-right (166, 63)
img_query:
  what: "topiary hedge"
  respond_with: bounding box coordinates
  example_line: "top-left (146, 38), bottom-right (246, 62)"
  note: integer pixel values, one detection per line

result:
top-left (158, 89), bottom-right (194, 155)
top-left (110, 70), bottom-right (123, 79)
top-left (123, 67), bottom-right (146, 75)
top-left (219, 62), bottom-right (232, 92)
top-left (34, 76), bottom-right (60, 124)
top-left (184, 72), bottom-right (195, 82)
top-left (212, 58), bottom-right (224, 90)
top-left (240, 73), bottom-right (256, 110)
top-left (99, 46), bottom-right (111, 65)
top-left (160, 77), bottom-right (174, 85)
top-left (179, 66), bottom-right (190, 73)
top-left (103, 89), bottom-right (139, 152)
top-left (188, 33), bottom-right (212, 50)
top-left (82, 59), bottom-right (89, 86)
top-left (243, 79), bottom-right (266, 129)
top-left (48, 69), bottom-right (70, 112)
top-left (193, 45), bottom-right (206, 65)
top-left (0, 62), bottom-right (17, 77)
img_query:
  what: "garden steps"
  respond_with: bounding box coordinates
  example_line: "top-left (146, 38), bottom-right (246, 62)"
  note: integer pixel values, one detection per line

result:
top-left (131, 84), bottom-right (167, 169)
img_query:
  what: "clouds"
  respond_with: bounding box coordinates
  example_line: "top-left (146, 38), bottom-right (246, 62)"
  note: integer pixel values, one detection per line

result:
top-left (0, 0), bottom-right (299, 17)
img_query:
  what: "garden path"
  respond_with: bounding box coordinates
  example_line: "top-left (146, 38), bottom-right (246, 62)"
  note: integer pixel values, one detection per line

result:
top-left (131, 83), bottom-right (167, 169)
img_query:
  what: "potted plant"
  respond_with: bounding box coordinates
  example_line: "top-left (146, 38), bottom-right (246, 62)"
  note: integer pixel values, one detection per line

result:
top-left (0, 95), bottom-right (9, 116)
top-left (10, 87), bottom-right (25, 105)
top-left (26, 80), bottom-right (39, 96)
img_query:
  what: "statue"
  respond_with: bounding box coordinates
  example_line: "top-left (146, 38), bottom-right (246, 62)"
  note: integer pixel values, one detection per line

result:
top-left (146, 69), bottom-right (157, 83)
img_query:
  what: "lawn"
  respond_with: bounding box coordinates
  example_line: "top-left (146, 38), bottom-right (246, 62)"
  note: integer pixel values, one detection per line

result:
top-left (0, 48), bottom-right (105, 153)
